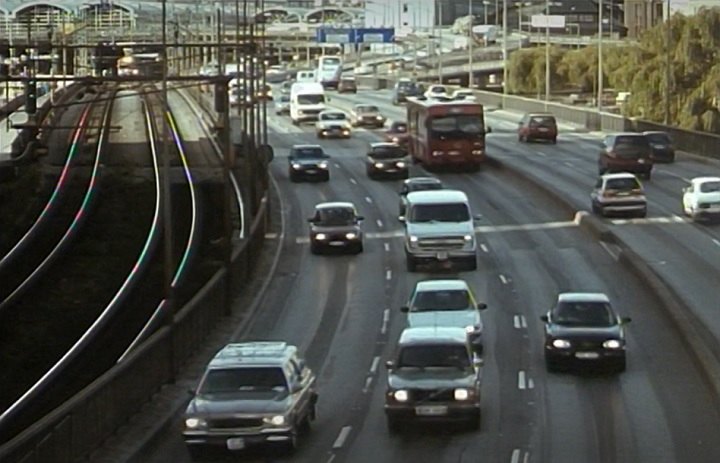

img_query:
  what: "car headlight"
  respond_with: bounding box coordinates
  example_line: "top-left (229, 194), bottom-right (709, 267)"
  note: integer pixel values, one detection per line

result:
top-left (396, 161), bottom-right (407, 168)
top-left (314, 233), bottom-right (327, 240)
top-left (291, 163), bottom-right (302, 169)
top-left (318, 161), bottom-right (329, 169)
top-left (472, 150), bottom-right (484, 155)
top-left (603, 339), bottom-right (623, 349)
top-left (393, 390), bottom-right (409, 402)
top-left (454, 388), bottom-right (471, 401)
top-left (432, 150), bottom-right (443, 156)
top-left (551, 339), bottom-right (571, 349)
top-left (392, 137), bottom-right (400, 143)
top-left (409, 235), bottom-right (418, 243)
top-left (263, 415), bottom-right (286, 426)
top-left (376, 115), bottom-right (384, 120)
top-left (185, 417), bottom-right (207, 429)
top-left (345, 232), bottom-right (358, 239)
top-left (374, 162), bottom-right (385, 168)
top-left (464, 324), bottom-right (480, 334)
top-left (464, 234), bottom-right (474, 242)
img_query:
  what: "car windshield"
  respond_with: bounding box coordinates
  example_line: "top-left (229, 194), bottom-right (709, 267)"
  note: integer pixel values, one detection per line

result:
top-left (397, 81), bottom-right (417, 90)
top-left (397, 344), bottom-right (470, 369)
top-left (298, 94), bottom-right (325, 105)
top-left (357, 105), bottom-right (378, 113)
top-left (279, 95), bottom-right (290, 102)
top-left (645, 133), bottom-right (671, 144)
top-left (530, 116), bottom-right (556, 126)
top-left (412, 289), bottom-right (471, 311)
top-left (700, 181), bottom-right (720, 193)
top-left (321, 112), bottom-right (346, 121)
top-left (390, 123), bottom-right (407, 133)
top-left (316, 208), bottom-right (355, 226)
top-left (613, 136), bottom-right (650, 158)
top-left (292, 147), bottom-right (324, 159)
top-left (605, 178), bottom-right (641, 191)
top-left (553, 302), bottom-right (615, 327)
top-left (408, 181), bottom-right (443, 192)
top-left (429, 115), bottom-right (485, 139)
top-left (430, 86), bottom-right (447, 93)
top-left (199, 367), bottom-right (288, 395)
top-left (409, 203), bottom-right (470, 222)
top-left (370, 146), bottom-right (406, 159)
top-left (322, 57), bottom-right (341, 68)
top-left (341, 79), bottom-right (355, 85)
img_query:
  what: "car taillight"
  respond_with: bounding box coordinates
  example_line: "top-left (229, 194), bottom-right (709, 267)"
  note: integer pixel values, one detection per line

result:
top-left (631, 189), bottom-right (643, 195)
top-left (603, 191), bottom-right (616, 197)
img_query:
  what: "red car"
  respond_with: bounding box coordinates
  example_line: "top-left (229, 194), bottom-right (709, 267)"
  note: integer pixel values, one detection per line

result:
top-left (518, 112), bottom-right (558, 144)
top-left (384, 121), bottom-right (408, 148)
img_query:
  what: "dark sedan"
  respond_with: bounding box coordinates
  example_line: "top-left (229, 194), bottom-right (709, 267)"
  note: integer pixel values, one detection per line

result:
top-left (384, 121), bottom-right (408, 148)
top-left (288, 144), bottom-right (330, 182)
top-left (541, 292), bottom-right (631, 373)
top-left (643, 131), bottom-right (676, 163)
top-left (366, 142), bottom-right (409, 179)
top-left (398, 177), bottom-right (444, 217)
top-left (308, 202), bottom-right (364, 254)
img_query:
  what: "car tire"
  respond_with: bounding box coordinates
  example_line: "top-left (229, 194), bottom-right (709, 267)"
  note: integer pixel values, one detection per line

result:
top-left (644, 171), bottom-right (652, 180)
top-left (284, 426), bottom-right (299, 454)
top-left (310, 243), bottom-right (322, 255)
top-left (353, 242), bottom-right (364, 254)
top-left (614, 357), bottom-right (627, 373)
top-left (386, 416), bottom-right (402, 434)
top-left (289, 172), bottom-right (299, 183)
top-left (316, 133), bottom-right (323, 139)
top-left (545, 357), bottom-right (561, 373)
top-left (322, 172), bottom-right (330, 182)
top-left (551, 137), bottom-right (557, 144)
top-left (637, 208), bottom-right (647, 218)
top-left (406, 253), bottom-right (418, 272)
top-left (467, 410), bottom-right (481, 431)
top-left (292, 119), bottom-right (299, 126)
top-left (464, 257), bottom-right (478, 271)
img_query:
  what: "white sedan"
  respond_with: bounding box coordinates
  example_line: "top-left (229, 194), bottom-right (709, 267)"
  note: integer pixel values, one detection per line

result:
top-left (452, 89), bottom-right (477, 101)
top-left (315, 110), bottom-right (352, 139)
top-left (424, 84), bottom-right (450, 99)
top-left (682, 176), bottom-right (720, 221)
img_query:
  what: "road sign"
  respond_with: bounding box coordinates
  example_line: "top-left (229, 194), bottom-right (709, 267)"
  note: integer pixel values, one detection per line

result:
top-left (531, 15), bottom-right (566, 29)
top-left (326, 34), bottom-right (351, 43)
top-left (316, 27), bottom-right (394, 44)
top-left (356, 28), bottom-right (394, 43)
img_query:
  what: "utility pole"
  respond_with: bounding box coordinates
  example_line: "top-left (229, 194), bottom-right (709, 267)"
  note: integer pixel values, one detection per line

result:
top-left (545, 0), bottom-right (550, 102)
top-left (664, 0), bottom-right (671, 125)
top-left (502, 0), bottom-right (507, 101)
top-left (437, 1), bottom-right (443, 84)
top-left (597, 0), bottom-right (603, 112)
top-left (468, 0), bottom-right (473, 88)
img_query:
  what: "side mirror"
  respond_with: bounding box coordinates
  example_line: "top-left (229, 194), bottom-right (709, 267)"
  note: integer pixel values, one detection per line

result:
top-left (398, 215), bottom-right (406, 223)
top-left (400, 306), bottom-right (409, 313)
top-left (477, 303), bottom-right (487, 310)
top-left (385, 360), bottom-right (395, 370)
top-left (323, 154), bottom-right (331, 159)
top-left (473, 357), bottom-right (484, 367)
top-left (399, 190), bottom-right (408, 196)
top-left (621, 316), bottom-right (632, 324)
top-left (540, 314), bottom-right (549, 322)
top-left (682, 187), bottom-right (689, 193)
top-left (486, 126), bottom-right (493, 133)
top-left (307, 218), bottom-right (316, 223)
top-left (473, 214), bottom-right (483, 221)
top-left (356, 216), bottom-right (365, 221)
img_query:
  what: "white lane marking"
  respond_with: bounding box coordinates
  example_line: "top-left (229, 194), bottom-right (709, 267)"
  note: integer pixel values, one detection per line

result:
top-left (334, 163), bottom-right (341, 168)
top-left (475, 220), bottom-right (578, 233)
top-left (365, 196), bottom-right (373, 204)
top-left (386, 269), bottom-right (392, 280)
top-left (381, 309), bottom-right (390, 334)
top-left (713, 239), bottom-right (720, 248)
top-left (349, 178), bottom-right (357, 184)
top-left (326, 455), bottom-right (336, 463)
top-left (362, 376), bottom-right (373, 393)
top-left (332, 426), bottom-right (352, 449)
top-left (510, 449), bottom-right (521, 463)
top-left (370, 356), bottom-right (380, 374)
top-left (535, 151), bottom-right (546, 157)
top-left (563, 161), bottom-right (574, 168)
top-left (574, 210), bottom-right (589, 224)
top-left (518, 371), bottom-right (533, 390)
top-left (264, 232), bottom-right (278, 239)
top-left (376, 219), bottom-right (384, 228)
top-left (499, 274), bottom-right (509, 284)
top-left (611, 215), bottom-right (687, 225)
top-left (513, 315), bottom-right (527, 329)
top-left (480, 243), bottom-right (489, 253)
top-left (384, 242), bottom-right (390, 252)
top-left (656, 169), bottom-right (691, 183)
top-left (599, 241), bottom-right (621, 261)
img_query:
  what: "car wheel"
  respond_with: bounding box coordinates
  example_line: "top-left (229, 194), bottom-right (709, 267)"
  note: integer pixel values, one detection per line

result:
top-left (464, 257), bottom-right (477, 271)
top-left (310, 243), bottom-right (322, 255)
top-left (644, 171), bottom-right (652, 180)
top-left (289, 172), bottom-right (299, 183)
top-left (284, 426), bottom-right (299, 454)
top-left (614, 357), bottom-right (627, 373)
top-left (298, 413), bottom-right (312, 434)
top-left (292, 119), bottom-right (299, 126)
top-left (386, 416), bottom-right (401, 434)
top-left (551, 137), bottom-right (557, 144)
top-left (591, 202), bottom-right (600, 214)
top-left (316, 133), bottom-right (323, 139)
top-left (467, 410), bottom-right (481, 430)
top-left (545, 357), bottom-right (561, 373)
top-left (637, 208), bottom-right (647, 218)
top-left (353, 242), bottom-right (364, 254)
top-left (323, 172), bottom-right (330, 182)
top-left (406, 253), bottom-right (417, 272)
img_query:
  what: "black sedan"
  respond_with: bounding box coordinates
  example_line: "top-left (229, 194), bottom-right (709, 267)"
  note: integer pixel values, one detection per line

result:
top-left (541, 292), bottom-right (631, 373)
top-left (643, 130), bottom-right (676, 163)
top-left (288, 144), bottom-right (330, 182)
top-left (398, 176), bottom-right (444, 217)
top-left (308, 202), bottom-right (364, 254)
top-left (366, 142), bottom-right (409, 179)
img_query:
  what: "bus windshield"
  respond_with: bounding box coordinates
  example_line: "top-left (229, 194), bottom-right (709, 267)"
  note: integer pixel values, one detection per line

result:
top-left (322, 57), bottom-right (341, 68)
top-left (428, 115), bottom-right (484, 139)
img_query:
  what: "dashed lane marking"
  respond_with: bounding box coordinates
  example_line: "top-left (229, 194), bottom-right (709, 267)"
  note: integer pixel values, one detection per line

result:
top-left (332, 426), bottom-right (352, 449)
top-left (513, 315), bottom-right (527, 329)
top-left (499, 274), bottom-right (509, 285)
top-left (381, 309), bottom-right (390, 335)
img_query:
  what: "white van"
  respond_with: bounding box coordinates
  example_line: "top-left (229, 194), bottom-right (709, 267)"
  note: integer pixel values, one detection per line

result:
top-left (296, 70), bottom-right (317, 83)
top-left (290, 82), bottom-right (326, 125)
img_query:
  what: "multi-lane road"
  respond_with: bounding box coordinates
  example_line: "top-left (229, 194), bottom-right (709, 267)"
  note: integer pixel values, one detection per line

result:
top-left (131, 86), bottom-right (720, 463)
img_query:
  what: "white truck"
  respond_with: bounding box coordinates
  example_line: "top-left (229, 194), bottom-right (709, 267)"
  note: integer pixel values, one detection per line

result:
top-left (290, 82), bottom-right (326, 125)
top-left (472, 25), bottom-right (498, 45)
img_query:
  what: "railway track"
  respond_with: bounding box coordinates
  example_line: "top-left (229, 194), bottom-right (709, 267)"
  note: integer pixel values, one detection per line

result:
top-left (0, 83), bottom-right (204, 442)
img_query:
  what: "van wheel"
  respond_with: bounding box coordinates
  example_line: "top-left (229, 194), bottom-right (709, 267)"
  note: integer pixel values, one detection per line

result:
top-left (551, 137), bottom-right (557, 144)
top-left (406, 254), bottom-right (417, 272)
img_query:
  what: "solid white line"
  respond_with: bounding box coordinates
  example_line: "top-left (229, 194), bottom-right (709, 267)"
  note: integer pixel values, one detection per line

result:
top-left (511, 449), bottom-right (521, 463)
top-left (326, 455), bottom-right (336, 463)
top-left (563, 161), bottom-right (574, 168)
top-left (349, 178), bottom-right (357, 184)
top-left (499, 274), bottom-right (509, 284)
top-left (535, 151), bottom-right (546, 157)
top-left (370, 356), bottom-right (380, 374)
top-left (599, 241), bottom-right (621, 261)
top-left (518, 370), bottom-right (527, 390)
top-left (528, 378), bottom-right (535, 389)
top-left (381, 309), bottom-right (390, 334)
top-left (713, 239), bottom-right (720, 247)
top-left (376, 219), bottom-right (384, 228)
top-left (386, 269), bottom-right (392, 280)
top-left (363, 376), bottom-right (373, 393)
top-left (480, 243), bottom-right (489, 253)
top-left (365, 196), bottom-right (373, 203)
top-left (384, 242), bottom-right (390, 252)
top-left (332, 426), bottom-right (352, 449)
top-left (513, 315), bottom-right (521, 329)
top-left (334, 163), bottom-right (341, 168)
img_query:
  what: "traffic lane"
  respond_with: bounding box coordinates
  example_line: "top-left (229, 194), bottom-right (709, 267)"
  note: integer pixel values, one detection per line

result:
top-left (340, 90), bottom-right (720, 352)
top-left (317, 96), bottom-right (720, 461)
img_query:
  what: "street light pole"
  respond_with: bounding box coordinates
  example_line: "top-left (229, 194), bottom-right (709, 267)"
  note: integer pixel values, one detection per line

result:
top-left (545, 0), bottom-right (550, 102)
top-left (597, 0), bottom-right (603, 112)
top-left (664, 0), bottom-right (671, 124)
top-left (502, 0), bottom-right (507, 100)
top-left (468, 0), bottom-right (473, 88)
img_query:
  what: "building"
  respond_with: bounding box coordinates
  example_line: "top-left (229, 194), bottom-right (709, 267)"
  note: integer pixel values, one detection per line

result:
top-left (624, 0), bottom-right (663, 38)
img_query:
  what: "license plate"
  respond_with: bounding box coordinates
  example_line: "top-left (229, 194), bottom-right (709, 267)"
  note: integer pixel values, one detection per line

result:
top-left (306, 169), bottom-right (317, 173)
top-left (329, 240), bottom-right (346, 246)
top-left (415, 405), bottom-right (448, 416)
top-left (575, 352), bottom-right (600, 359)
top-left (436, 251), bottom-right (449, 260)
top-left (539, 128), bottom-right (549, 132)
top-left (226, 438), bottom-right (245, 450)
top-left (638, 159), bottom-right (646, 164)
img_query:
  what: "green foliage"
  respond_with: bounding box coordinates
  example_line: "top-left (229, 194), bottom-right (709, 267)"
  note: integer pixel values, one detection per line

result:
top-left (506, 7), bottom-right (720, 133)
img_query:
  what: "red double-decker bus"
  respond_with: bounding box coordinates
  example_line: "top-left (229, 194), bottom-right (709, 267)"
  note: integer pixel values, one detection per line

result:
top-left (406, 97), bottom-right (490, 170)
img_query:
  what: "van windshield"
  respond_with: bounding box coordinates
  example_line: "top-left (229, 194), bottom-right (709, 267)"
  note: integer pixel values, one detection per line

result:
top-left (298, 94), bottom-right (325, 105)
top-left (429, 115), bottom-right (484, 140)
top-left (410, 203), bottom-right (470, 222)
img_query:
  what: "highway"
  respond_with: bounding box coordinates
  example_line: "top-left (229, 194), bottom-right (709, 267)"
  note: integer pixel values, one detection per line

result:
top-left (130, 86), bottom-right (720, 463)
